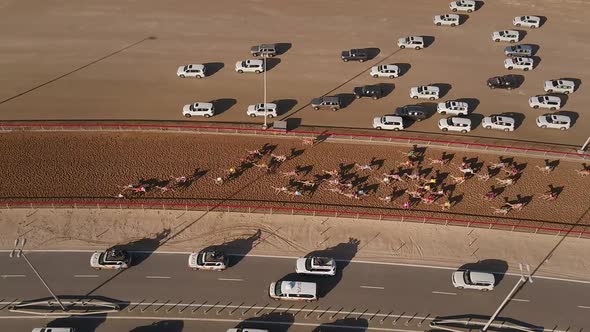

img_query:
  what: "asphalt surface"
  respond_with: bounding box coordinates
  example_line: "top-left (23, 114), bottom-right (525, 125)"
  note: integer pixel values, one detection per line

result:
top-left (1, 252), bottom-right (588, 331)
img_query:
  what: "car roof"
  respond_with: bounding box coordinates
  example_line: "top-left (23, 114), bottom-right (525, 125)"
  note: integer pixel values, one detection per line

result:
top-left (469, 271), bottom-right (495, 284)
top-left (423, 86), bottom-right (440, 91)
top-left (383, 115), bottom-right (404, 122)
top-left (246, 59), bottom-right (264, 65)
top-left (194, 102), bottom-right (213, 108)
top-left (551, 114), bottom-right (570, 121)
top-left (450, 117), bottom-right (472, 125)
top-left (460, 0), bottom-right (475, 4)
top-left (259, 43), bottom-right (276, 48)
top-left (381, 64), bottom-right (398, 69)
top-left (280, 280), bottom-right (317, 294)
top-left (493, 116), bottom-right (515, 124)
top-left (322, 96), bottom-right (339, 102)
top-left (186, 64), bottom-right (205, 70)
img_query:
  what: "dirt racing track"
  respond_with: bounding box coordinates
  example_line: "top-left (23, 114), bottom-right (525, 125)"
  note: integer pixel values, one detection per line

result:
top-left (1, 131), bottom-right (589, 233)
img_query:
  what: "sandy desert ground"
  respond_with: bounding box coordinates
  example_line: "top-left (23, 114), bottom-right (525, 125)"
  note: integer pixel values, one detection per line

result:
top-left (0, 132), bottom-right (588, 231)
top-left (0, 0), bottom-right (588, 147)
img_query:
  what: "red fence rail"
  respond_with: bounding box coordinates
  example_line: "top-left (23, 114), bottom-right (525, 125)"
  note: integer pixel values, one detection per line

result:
top-left (1, 122), bottom-right (588, 160)
top-left (3, 200), bottom-right (589, 239)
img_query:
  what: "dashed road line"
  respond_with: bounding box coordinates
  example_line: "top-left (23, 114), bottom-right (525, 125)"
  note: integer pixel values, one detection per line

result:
top-left (577, 305), bottom-right (590, 309)
top-left (0, 274), bottom-right (26, 278)
top-left (360, 285), bottom-right (385, 290)
top-left (511, 298), bottom-right (530, 303)
top-left (217, 278), bottom-right (244, 282)
top-left (431, 291), bottom-right (457, 296)
top-left (73, 274), bottom-right (98, 278)
top-left (145, 276), bottom-right (171, 279)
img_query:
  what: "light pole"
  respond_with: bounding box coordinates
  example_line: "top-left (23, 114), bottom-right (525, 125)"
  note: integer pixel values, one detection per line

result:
top-left (579, 136), bottom-right (590, 154)
top-left (262, 55), bottom-right (268, 130)
top-left (482, 263), bottom-right (532, 331)
top-left (10, 238), bottom-right (66, 311)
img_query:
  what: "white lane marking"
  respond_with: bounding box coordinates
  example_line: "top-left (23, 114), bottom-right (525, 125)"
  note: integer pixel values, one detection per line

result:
top-left (73, 274), bottom-right (98, 278)
top-left (145, 276), bottom-right (171, 279)
top-left (511, 298), bottom-right (530, 302)
top-left (577, 305), bottom-right (590, 309)
top-left (5, 250), bottom-right (590, 285)
top-left (0, 274), bottom-right (26, 278)
top-left (217, 278), bottom-right (243, 282)
top-left (360, 285), bottom-right (385, 290)
top-left (432, 291), bottom-right (457, 296)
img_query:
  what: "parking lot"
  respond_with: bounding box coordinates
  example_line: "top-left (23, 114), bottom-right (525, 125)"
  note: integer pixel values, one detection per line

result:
top-left (0, 0), bottom-right (588, 146)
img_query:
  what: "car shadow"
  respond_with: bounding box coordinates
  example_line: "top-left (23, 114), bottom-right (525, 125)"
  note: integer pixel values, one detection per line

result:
top-left (422, 36), bottom-right (435, 48)
top-left (312, 318), bottom-right (369, 332)
top-left (204, 62), bottom-right (224, 76)
top-left (416, 102), bottom-right (437, 118)
top-left (526, 44), bottom-right (540, 56)
top-left (396, 63), bottom-right (411, 76)
top-left (211, 98), bottom-right (237, 115)
top-left (235, 312), bottom-right (294, 332)
top-left (205, 229), bottom-right (261, 267)
top-left (379, 83), bottom-right (395, 97)
top-left (508, 74), bottom-right (525, 89)
top-left (531, 56), bottom-right (541, 69)
top-left (475, 0), bottom-right (485, 10)
top-left (555, 111), bottom-right (579, 127)
top-left (109, 228), bottom-right (170, 267)
top-left (547, 93), bottom-right (568, 107)
top-left (432, 83), bottom-right (451, 98)
top-left (273, 99), bottom-right (298, 115)
top-left (48, 314), bottom-right (107, 332)
top-left (458, 259), bottom-right (509, 285)
top-left (276, 42), bottom-right (292, 56)
top-left (561, 77), bottom-right (582, 92)
top-left (503, 112), bottom-right (525, 129)
top-left (467, 113), bottom-right (485, 130)
top-left (515, 29), bottom-right (527, 42)
top-left (129, 320), bottom-right (184, 332)
top-left (265, 57), bottom-right (281, 71)
top-left (336, 93), bottom-right (356, 109)
top-left (287, 117), bottom-right (302, 130)
top-left (364, 47), bottom-right (381, 60)
top-left (538, 15), bottom-right (548, 27)
top-left (458, 14), bottom-right (469, 25)
top-left (456, 98), bottom-right (480, 113)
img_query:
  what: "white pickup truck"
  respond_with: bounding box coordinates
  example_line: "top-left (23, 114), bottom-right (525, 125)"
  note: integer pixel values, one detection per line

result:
top-left (295, 256), bottom-right (336, 276)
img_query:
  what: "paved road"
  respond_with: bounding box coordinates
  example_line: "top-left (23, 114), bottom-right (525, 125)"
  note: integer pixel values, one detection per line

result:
top-left (1, 252), bottom-right (589, 331)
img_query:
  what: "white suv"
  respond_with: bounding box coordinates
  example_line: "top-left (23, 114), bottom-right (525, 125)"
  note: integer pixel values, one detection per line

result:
top-left (437, 100), bottom-right (469, 115)
top-left (235, 59), bottom-right (264, 73)
top-left (492, 30), bottom-right (520, 43)
top-left (504, 57), bottom-right (533, 71)
top-left (434, 14), bottom-right (460, 27)
top-left (452, 270), bottom-right (495, 291)
top-left (449, 0), bottom-right (476, 12)
top-left (544, 79), bottom-right (575, 94)
top-left (370, 64), bottom-right (399, 78)
top-left (482, 115), bottom-right (515, 132)
top-left (246, 103), bottom-right (277, 117)
top-left (438, 117), bottom-right (472, 133)
top-left (528, 95), bottom-right (561, 110)
top-left (182, 102), bottom-right (214, 118)
top-left (397, 36), bottom-right (425, 50)
top-left (536, 114), bottom-right (571, 130)
top-left (513, 15), bottom-right (541, 28)
top-left (410, 85), bottom-right (440, 100)
top-left (295, 257), bottom-right (336, 276)
top-left (373, 115), bottom-right (404, 131)
top-left (177, 64), bottom-right (206, 78)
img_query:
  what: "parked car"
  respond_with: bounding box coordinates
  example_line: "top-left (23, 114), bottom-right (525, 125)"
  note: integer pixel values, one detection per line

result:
top-left (437, 100), bottom-right (469, 116)
top-left (227, 329), bottom-right (268, 332)
top-left (397, 36), bottom-right (425, 50)
top-left (250, 44), bottom-right (277, 57)
top-left (492, 30), bottom-right (520, 43)
top-left (188, 249), bottom-right (228, 271)
top-left (482, 115), bottom-right (516, 131)
top-left (354, 85), bottom-right (382, 99)
top-left (536, 114), bottom-right (571, 130)
top-left (504, 57), bottom-right (533, 71)
top-left (487, 75), bottom-right (519, 89)
top-left (370, 64), bottom-right (400, 78)
top-left (395, 105), bottom-right (427, 121)
top-left (452, 270), bottom-right (495, 291)
top-left (372, 115), bottom-right (404, 131)
top-left (182, 102), bottom-right (215, 118)
top-left (235, 59), bottom-right (264, 73)
top-left (513, 15), bottom-right (541, 28)
top-left (311, 96), bottom-right (341, 111)
top-left (528, 95), bottom-right (561, 110)
top-left (296, 257), bottom-right (336, 276)
top-left (449, 0), bottom-right (476, 12)
top-left (434, 14), bottom-right (460, 26)
top-left (177, 64), bottom-right (206, 78)
top-left (269, 280), bottom-right (317, 302)
top-left (246, 103), bottom-right (278, 117)
top-left (90, 249), bottom-right (131, 270)
top-left (544, 79), bottom-right (575, 94)
top-left (438, 116), bottom-right (472, 133)
top-left (341, 49), bottom-right (368, 62)
top-left (504, 44), bottom-right (533, 57)
top-left (410, 85), bottom-right (440, 100)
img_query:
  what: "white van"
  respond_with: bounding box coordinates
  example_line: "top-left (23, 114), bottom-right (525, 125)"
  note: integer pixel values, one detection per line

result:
top-left (269, 280), bottom-right (317, 302)
top-left (32, 328), bottom-right (75, 332)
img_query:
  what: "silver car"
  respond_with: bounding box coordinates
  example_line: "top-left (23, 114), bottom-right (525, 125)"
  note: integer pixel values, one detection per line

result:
top-left (544, 79), bottom-right (575, 94)
top-left (536, 114), bottom-right (571, 130)
top-left (513, 15), bottom-right (541, 28)
top-left (449, 0), bottom-right (476, 12)
top-left (397, 36), bottom-right (425, 50)
top-left (528, 95), bottom-right (561, 110)
top-left (452, 270), bottom-right (495, 291)
top-left (410, 85), bottom-right (440, 100)
top-left (504, 44), bottom-right (533, 57)
top-left (492, 30), bottom-right (520, 43)
top-left (434, 14), bottom-right (460, 27)
top-left (504, 57), bottom-right (533, 71)
top-left (482, 115), bottom-right (515, 132)
top-left (437, 100), bottom-right (469, 116)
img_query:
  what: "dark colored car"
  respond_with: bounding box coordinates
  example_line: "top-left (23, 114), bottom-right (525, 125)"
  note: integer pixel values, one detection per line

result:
top-left (395, 105), bottom-right (427, 121)
top-left (341, 49), bottom-right (368, 62)
top-left (354, 85), bottom-right (382, 99)
top-left (487, 75), bottom-right (519, 90)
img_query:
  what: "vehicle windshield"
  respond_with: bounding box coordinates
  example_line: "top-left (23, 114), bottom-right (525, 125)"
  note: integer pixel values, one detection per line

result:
top-left (305, 259), bottom-right (313, 270)
top-left (447, 118), bottom-right (454, 126)
top-left (241, 61), bottom-right (247, 66)
top-left (417, 87), bottom-right (424, 93)
top-left (189, 104), bottom-right (195, 111)
top-left (274, 282), bottom-right (283, 296)
top-left (552, 81), bottom-right (559, 87)
top-left (463, 271), bottom-right (473, 285)
top-left (183, 65), bottom-right (188, 71)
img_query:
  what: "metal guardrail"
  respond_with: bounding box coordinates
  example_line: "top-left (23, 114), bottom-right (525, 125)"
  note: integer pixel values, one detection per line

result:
top-left (2, 200), bottom-right (589, 239)
top-left (1, 122), bottom-right (588, 161)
